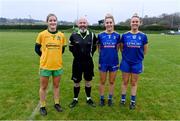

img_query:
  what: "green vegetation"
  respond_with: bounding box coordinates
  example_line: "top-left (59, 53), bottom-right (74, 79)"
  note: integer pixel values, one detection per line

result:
top-left (0, 31), bottom-right (180, 120)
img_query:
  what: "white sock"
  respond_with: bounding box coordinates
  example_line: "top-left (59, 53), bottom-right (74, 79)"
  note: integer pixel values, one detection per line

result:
top-left (87, 97), bottom-right (91, 100)
top-left (73, 98), bottom-right (78, 101)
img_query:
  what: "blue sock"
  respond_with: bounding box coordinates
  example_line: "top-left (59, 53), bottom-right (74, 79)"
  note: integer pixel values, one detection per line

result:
top-left (121, 94), bottom-right (126, 102)
top-left (131, 95), bottom-right (136, 103)
top-left (108, 94), bottom-right (113, 100)
top-left (100, 95), bottom-right (104, 100)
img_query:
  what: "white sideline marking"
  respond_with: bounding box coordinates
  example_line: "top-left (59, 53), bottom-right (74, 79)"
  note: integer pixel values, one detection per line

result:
top-left (28, 103), bottom-right (40, 120)
top-left (28, 81), bottom-right (53, 120)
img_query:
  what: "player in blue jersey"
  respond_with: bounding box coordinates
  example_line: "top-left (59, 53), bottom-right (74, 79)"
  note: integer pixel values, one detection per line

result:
top-left (119, 14), bottom-right (148, 109)
top-left (98, 14), bottom-right (120, 106)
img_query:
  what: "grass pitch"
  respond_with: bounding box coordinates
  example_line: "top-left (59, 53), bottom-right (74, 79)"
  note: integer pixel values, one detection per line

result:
top-left (0, 31), bottom-right (180, 120)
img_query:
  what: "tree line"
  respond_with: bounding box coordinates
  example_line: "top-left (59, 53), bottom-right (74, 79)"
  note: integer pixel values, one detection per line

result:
top-left (0, 12), bottom-right (179, 31)
top-left (119, 12), bottom-right (180, 29)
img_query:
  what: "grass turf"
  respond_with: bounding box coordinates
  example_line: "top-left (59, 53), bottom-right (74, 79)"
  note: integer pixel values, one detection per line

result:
top-left (0, 31), bottom-right (180, 120)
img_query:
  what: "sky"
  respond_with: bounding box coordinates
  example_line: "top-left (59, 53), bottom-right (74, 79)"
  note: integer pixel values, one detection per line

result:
top-left (0, 0), bottom-right (180, 24)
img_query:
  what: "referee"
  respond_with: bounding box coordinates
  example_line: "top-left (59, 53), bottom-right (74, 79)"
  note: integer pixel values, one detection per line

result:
top-left (69, 17), bottom-right (97, 108)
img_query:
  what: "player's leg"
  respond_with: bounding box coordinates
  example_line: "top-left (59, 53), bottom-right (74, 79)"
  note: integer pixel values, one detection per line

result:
top-left (52, 69), bottom-right (63, 105)
top-left (69, 60), bottom-right (82, 108)
top-left (84, 60), bottom-right (95, 107)
top-left (52, 69), bottom-right (63, 112)
top-left (98, 64), bottom-right (107, 106)
top-left (120, 72), bottom-right (130, 105)
top-left (39, 76), bottom-right (49, 116)
top-left (129, 73), bottom-right (139, 109)
top-left (108, 70), bottom-right (117, 106)
top-left (99, 71), bottom-right (107, 97)
top-left (53, 76), bottom-right (60, 103)
top-left (120, 60), bottom-right (131, 105)
top-left (129, 62), bottom-right (142, 109)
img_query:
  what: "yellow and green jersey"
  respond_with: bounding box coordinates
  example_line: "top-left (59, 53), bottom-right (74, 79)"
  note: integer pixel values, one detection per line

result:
top-left (36, 30), bottom-right (67, 70)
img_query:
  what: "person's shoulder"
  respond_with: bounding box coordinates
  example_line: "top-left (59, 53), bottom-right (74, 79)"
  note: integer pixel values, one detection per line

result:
top-left (113, 31), bottom-right (121, 36)
top-left (113, 31), bottom-right (120, 35)
top-left (122, 31), bottom-right (130, 36)
top-left (71, 31), bottom-right (78, 35)
top-left (98, 31), bottom-right (106, 36)
top-left (57, 31), bottom-right (65, 36)
top-left (88, 30), bottom-right (96, 35)
top-left (138, 31), bottom-right (147, 36)
top-left (38, 30), bottom-right (47, 35)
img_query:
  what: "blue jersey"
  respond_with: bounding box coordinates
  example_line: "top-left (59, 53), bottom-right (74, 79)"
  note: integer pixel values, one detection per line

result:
top-left (120, 31), bottom-right (148, 64)
top-left (98, 31), bottom-right (120, 65)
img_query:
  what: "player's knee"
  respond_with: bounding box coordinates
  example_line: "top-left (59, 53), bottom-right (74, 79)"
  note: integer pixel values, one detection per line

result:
top-left (40, 86), bottom-right (48, 91)
top-left (123, 81), bottom-right (128, 86)
top-left (74, 83), bottom-right (80, 87)
top-left (131, 81), bottom-right (137, 86)
top-left (53, 84), bottom-right (59, 88)
top-left (85, 81), bottom-right (91, 87)
top-left (100, 80), bottom-right (106, 85)
top-left (109, 81), bottom-right (114, 85)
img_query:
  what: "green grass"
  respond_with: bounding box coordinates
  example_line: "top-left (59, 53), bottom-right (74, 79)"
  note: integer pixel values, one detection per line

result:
top-left (0, 31), bottom-right (180, 120)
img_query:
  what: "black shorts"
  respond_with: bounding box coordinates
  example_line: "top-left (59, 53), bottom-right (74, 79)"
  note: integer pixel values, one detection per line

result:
top-left (71, 58), bottom-right (94, 83)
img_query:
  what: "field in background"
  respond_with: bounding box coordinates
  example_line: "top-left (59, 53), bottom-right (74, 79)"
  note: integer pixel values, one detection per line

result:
top-left (0, 31), bottom-right (180, 120)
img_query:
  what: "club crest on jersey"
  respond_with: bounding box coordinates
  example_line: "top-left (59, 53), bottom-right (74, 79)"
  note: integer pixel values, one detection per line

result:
top-left (56, 36), bottom-right (61, 40)
top-left (138, 36), bottom-right (141, 40)
top-left (132, 35), bottom-right (136, 39)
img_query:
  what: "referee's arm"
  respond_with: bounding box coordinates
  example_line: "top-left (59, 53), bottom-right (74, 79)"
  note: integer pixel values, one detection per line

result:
top-left (92, 34), bottom-right (97, 55)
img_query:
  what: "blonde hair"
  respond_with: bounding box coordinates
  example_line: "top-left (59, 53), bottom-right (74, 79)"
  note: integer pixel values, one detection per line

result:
top-left (46, 13), bottom-right (57, 22)
top-left (104, 13), bottom-right (115, 23)
top-left (131, 13), bottom-right (140, 19)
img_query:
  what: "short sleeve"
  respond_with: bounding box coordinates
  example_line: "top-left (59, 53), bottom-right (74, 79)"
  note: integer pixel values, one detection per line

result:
top-left (97, 34), bottom-right (101, 45)
top-left (143, 34), bottom-right (148, 45)
top-left (36, 33), bottom-right (42, 44)
top-left (117, 34), bottom-right (121, 44)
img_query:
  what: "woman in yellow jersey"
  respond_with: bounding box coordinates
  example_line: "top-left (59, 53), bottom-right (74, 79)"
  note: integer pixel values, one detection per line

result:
top-left (35, 13), bottom-right (67, 116)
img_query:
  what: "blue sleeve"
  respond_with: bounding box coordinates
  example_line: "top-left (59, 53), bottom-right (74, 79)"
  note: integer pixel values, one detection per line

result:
top-left (143, 34), bottom-right (148, 45)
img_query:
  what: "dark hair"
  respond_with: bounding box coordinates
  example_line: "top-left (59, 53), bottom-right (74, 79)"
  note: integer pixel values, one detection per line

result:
top-left (46, 13), bottom-right (57, 22)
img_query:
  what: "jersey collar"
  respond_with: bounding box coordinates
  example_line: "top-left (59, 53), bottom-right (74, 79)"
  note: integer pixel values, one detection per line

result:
top-left (48, 29), bottom-right (58, 34)
top-left (77, 29), bottom-right (90, 39)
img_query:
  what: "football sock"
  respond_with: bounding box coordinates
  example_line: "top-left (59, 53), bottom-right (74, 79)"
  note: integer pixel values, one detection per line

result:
top-left (131, 95), bottom-right (136, 103)
top-left (85, 86), bottom-right (91, 97)
top-left (40, 101), bottom-right (46, 107)
top-left (74, 86), bottom-right (80, 98)
top-left (121, 94), bottom-right (126, 102)
top-left (87, 97), bottom-right (91, 100)
top-left (54, 98), bottom-right (59, 104)
top-left (100, 95), bottom-right (104, 100)
top-left (108, 94), bottom-right (113, 100)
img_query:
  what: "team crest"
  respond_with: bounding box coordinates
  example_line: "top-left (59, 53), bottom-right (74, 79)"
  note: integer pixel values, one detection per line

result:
top-left (138, 36), bottom-right (141, 40)
top-left (56, 36), bottom-right (61, 40)
top-left (132, 35), bottom-right (136, 39)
